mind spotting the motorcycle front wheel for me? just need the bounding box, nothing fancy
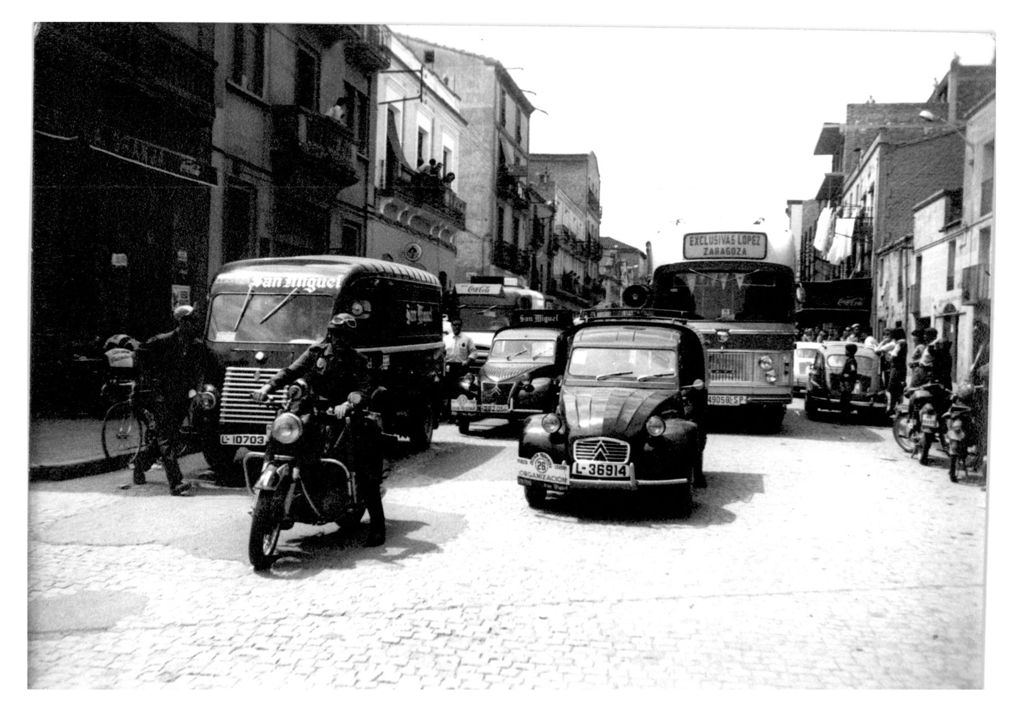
[892,413,916,453]
[248,489,283,571]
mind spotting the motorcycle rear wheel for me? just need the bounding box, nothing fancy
[892,413,916,453]
[249,489,282,571]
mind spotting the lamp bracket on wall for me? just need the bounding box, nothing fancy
[377,66,425,105]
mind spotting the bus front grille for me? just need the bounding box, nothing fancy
[707,352,753,383]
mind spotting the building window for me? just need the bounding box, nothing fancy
[496,205,506,242]
[443,147,452,177]
[515,109,522,144]
[499,89,507,127]
[268,200,328,257]
[295,43,319,111]
[344,82,370,152]
[339,221,362,256]
[417,129,428,166]
[980,140,994,216]
[512,216,521,248]
[946,240,956,291]
[232,24,265,96]
[223,181,254,264]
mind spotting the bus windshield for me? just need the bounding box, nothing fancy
[206,292,335,343]
[653,264,795,322]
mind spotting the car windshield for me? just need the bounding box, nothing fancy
[825,353,877,374]
[206,293,335,343]
[795,348,817,360]
[490,338,556,362]
[568,347,677,382]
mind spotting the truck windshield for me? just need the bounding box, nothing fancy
[568,348,677,382]
[654,266,795,322]
[206,293,335,343]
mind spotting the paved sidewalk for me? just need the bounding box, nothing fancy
[29,416,125,481]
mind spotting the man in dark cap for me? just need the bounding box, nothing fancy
[132,305,208,495]
[251,313,386,546]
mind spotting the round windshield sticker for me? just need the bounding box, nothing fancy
[530,452,553,474]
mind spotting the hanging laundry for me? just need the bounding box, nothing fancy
[827,217,857,264]
[813,206,834,253]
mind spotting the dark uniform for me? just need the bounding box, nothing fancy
[133,307,207,494]
[258,320,386,546]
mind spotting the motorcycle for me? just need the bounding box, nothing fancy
[244,379,385,571]
[944,384,987,483]
[891,380,951,464]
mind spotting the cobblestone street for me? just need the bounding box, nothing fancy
[27,406,990,689]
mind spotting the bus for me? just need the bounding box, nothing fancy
[450,277,547,372]
[647,225,797,430]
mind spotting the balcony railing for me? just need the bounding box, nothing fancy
[961,263,990,304]
[497,167,530,209]
[344,25,391,70]
[381,164,466,228]
[57,23,216,110]
[271,105,358,188]
[491,241,531,276]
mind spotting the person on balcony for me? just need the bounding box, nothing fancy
[325,96,347,123]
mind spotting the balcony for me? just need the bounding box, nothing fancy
[961,263,990,304]
[42,23,216,116]
[344,25,391,71]
[380,164,466,229]
[496,167,531,209]
[491,241,531,276]
[587,188,602,218]
[271,105,359,192]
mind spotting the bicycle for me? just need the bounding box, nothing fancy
[101,386,204,464]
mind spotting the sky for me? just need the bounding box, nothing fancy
[391,23,996,261]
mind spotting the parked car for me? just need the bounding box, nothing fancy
[803,341,887,421]
[450,310,573,434]
[517,309,708,513]
[793,340,819,396]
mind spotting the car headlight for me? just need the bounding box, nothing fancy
[541,413,562,434]
[758,355,774,370]
[645,415,666,437]
[271,412,303,444]
[196,387,218,410]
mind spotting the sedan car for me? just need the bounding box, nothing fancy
[517,311,708,513]
[803,341,887,421]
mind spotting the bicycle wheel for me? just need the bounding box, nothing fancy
[101,401,146,461]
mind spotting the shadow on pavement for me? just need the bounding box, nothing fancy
[395,440,509,486]
[255,516,446,579]
[528,469,764,528]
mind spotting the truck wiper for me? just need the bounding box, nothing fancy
[258,287,299,324]
[232,284,255,331]
[507,348,529,360]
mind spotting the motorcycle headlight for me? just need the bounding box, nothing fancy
[645,415,666,437]
[541,413,562,434]
[271,412,303,444]
[758,356,774,370]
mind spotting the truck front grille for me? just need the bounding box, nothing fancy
[219,367,284,425]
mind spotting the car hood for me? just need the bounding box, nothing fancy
[561,385,676,438]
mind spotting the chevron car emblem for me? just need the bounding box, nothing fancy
[592,441,610,461]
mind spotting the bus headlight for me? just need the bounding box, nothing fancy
[271,412,303,444]
[758,356,774,370]
[541,413,562,434]
[645,415,666,437]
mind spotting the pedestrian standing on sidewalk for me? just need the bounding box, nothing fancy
[132,305,208,496]
[877,327,908,416]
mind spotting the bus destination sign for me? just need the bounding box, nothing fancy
[683,232,768,260]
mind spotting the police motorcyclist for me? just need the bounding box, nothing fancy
[250,312,386,547]
[132,305,207,495]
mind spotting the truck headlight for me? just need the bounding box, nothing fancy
[645,415,666,437]
[541,413,562,434]
[271,413,303,444]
